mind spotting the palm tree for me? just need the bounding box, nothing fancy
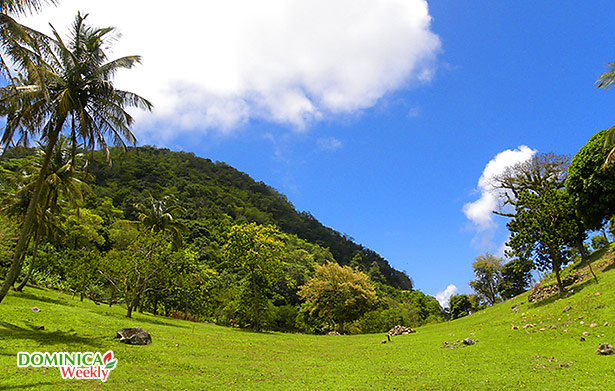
[0,1,57,92]
[10,136,90,291]
[0,12,152,303]
[596,62,615,166]
[136,194,186,249]
[0,0,55,15]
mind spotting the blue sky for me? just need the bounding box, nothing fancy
[18,1,615,303]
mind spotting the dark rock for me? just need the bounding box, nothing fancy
[462,338,475,345]
[32,325,44,330]
[597,343,614,355]
[115,327,152,345]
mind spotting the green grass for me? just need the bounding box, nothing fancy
[1,256,615,390]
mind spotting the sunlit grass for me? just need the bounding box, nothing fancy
[1,255,614,390]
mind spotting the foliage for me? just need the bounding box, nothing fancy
[0,12,151,304]
[448,294,473,319]
[298,261,377,332]
[566,129,615,230]
[469,253,503,305]
[591,235,608,251]
[497,258,533,300]
[0,145,432,331]
[494,153,584,295]
[224,223,285,330]
[85,146,412,290]
[0,212,18,271]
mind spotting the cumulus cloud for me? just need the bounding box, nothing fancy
[435,284,458,308]
[20,0,440,138]
[463,145,537,232]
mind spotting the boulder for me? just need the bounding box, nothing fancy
[462,338,475,346]
[115,327,152,345]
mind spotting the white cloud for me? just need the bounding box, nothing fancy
[19,0,440,138]
[435,284,458,308]
[317,137,343,152]
[463,145,537,232]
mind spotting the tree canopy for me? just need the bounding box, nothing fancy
[567,128,615,230]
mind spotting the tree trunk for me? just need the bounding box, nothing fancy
[15,224,43,292]
[577,240,598,284]
[553,264,565,296]
[127,284,141,318]
[0,130,59,304]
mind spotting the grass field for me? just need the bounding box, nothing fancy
[1,256,614,390]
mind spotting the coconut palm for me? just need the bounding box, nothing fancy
[0,12,152,303]
[12,136,90,291]
[0,0,57,92]
[596,61,615,166]
[136,194,186,249]
[0,0,55,15]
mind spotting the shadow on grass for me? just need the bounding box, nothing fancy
[0,321,103,349]
[528,278,599,309]
[0,382,59,390]
[232,328,274,335]
[11,290,71,307]
[602,262,615,273]
[99,308,190,329]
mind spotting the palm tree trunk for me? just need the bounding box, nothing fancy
[0,130,59,304]
[15,223,43,292]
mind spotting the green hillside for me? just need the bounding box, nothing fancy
[87,146,412,290]
[1,145,435,334]
[1,250,614,390]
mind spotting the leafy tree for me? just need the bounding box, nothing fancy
[0,12,151,304]
[566,129,615,230]
[497,258,533,300]
[224,223,285,330]
[469,253,503,305]
[449,294,472,320]
[298,261,377,332]
[494,154,586,295]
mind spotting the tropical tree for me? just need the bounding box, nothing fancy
[224,223,285,331]
[135,194,186,249]
[298,261,377,333]
[448,294,473,320]
[497,258,533,300]
[11,136,90,291]
[494,154,586,295]
[566,129,615,230]
[469,253,503,306]
[0,12,151,303]
[595,61,615,166]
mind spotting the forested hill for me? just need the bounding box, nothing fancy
[87,146,413,290]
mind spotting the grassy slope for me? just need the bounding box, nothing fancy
[1,257,614,390]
